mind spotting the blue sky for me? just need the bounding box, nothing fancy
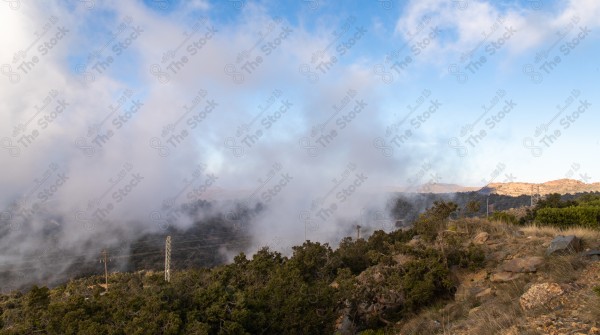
[1,0,600,250]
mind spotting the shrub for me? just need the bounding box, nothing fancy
[490,212,518,225]
[413,201,458,242]
[447,244,486,270]
[401,255,454,312]
[535,206,600,229]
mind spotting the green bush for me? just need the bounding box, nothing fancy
[447,244,486,270]
[413,201,458,242]
[490,212,517,225]
[580,199,600,207]
[401,254,454,312]
[535,206,600,229]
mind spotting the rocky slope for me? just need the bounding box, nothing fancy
[393,221,600,334]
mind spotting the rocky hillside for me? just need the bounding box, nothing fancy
[393,221,600,335]
[483,179,600,197]
[1,208,599,334]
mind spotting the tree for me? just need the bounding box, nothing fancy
[413,201,458,242]
[465,200,481,215]
[25,285,50,310]
[334,237,372,275]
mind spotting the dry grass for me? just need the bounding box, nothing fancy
[580,288,600,324]
[520,224,600,239]
[454,218,517,238]
[466,279,532,335]
[541,254,586,283]
[397,219,600,335]
[397,309,444,335]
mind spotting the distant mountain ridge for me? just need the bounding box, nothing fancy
[483,179,600,196]
[402,179,600,196]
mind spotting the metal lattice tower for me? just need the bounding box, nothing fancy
[164,236,171,282]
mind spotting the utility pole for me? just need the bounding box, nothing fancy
[531,185,541,206]
[531,185,535,206]
[486,196,489,219]
[164,235,171,283]
[356,225,361,240]
[101,249,109,292]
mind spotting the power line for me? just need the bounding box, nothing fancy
[0,239,252,273]
[0,234,252,267]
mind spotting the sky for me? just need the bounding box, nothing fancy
[0,0,599,285]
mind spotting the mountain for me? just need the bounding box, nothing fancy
[484,179,600,196]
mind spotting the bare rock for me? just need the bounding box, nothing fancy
[334,307,355,335]
[582,250,600,261]
[502,256,544,273]
[546,235,582,256]
[491,271,522,282]
[475,287,493,299]
[519,283,564,310]
[473,232,490,245]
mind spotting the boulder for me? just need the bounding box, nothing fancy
[473,232,490,245]
[501,256,544,273]
[356,289,403,322]
[546,235,582,256]
[519,283,564,310]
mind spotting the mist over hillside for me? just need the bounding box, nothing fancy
[4,184,599,291]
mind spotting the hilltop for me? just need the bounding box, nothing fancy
[402,179,600,196]
[483,179,600,197]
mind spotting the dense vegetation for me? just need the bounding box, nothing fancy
[521,193,600,229]
[0,201,486,334]
[389,192,531,223]
[3,192,599,334]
